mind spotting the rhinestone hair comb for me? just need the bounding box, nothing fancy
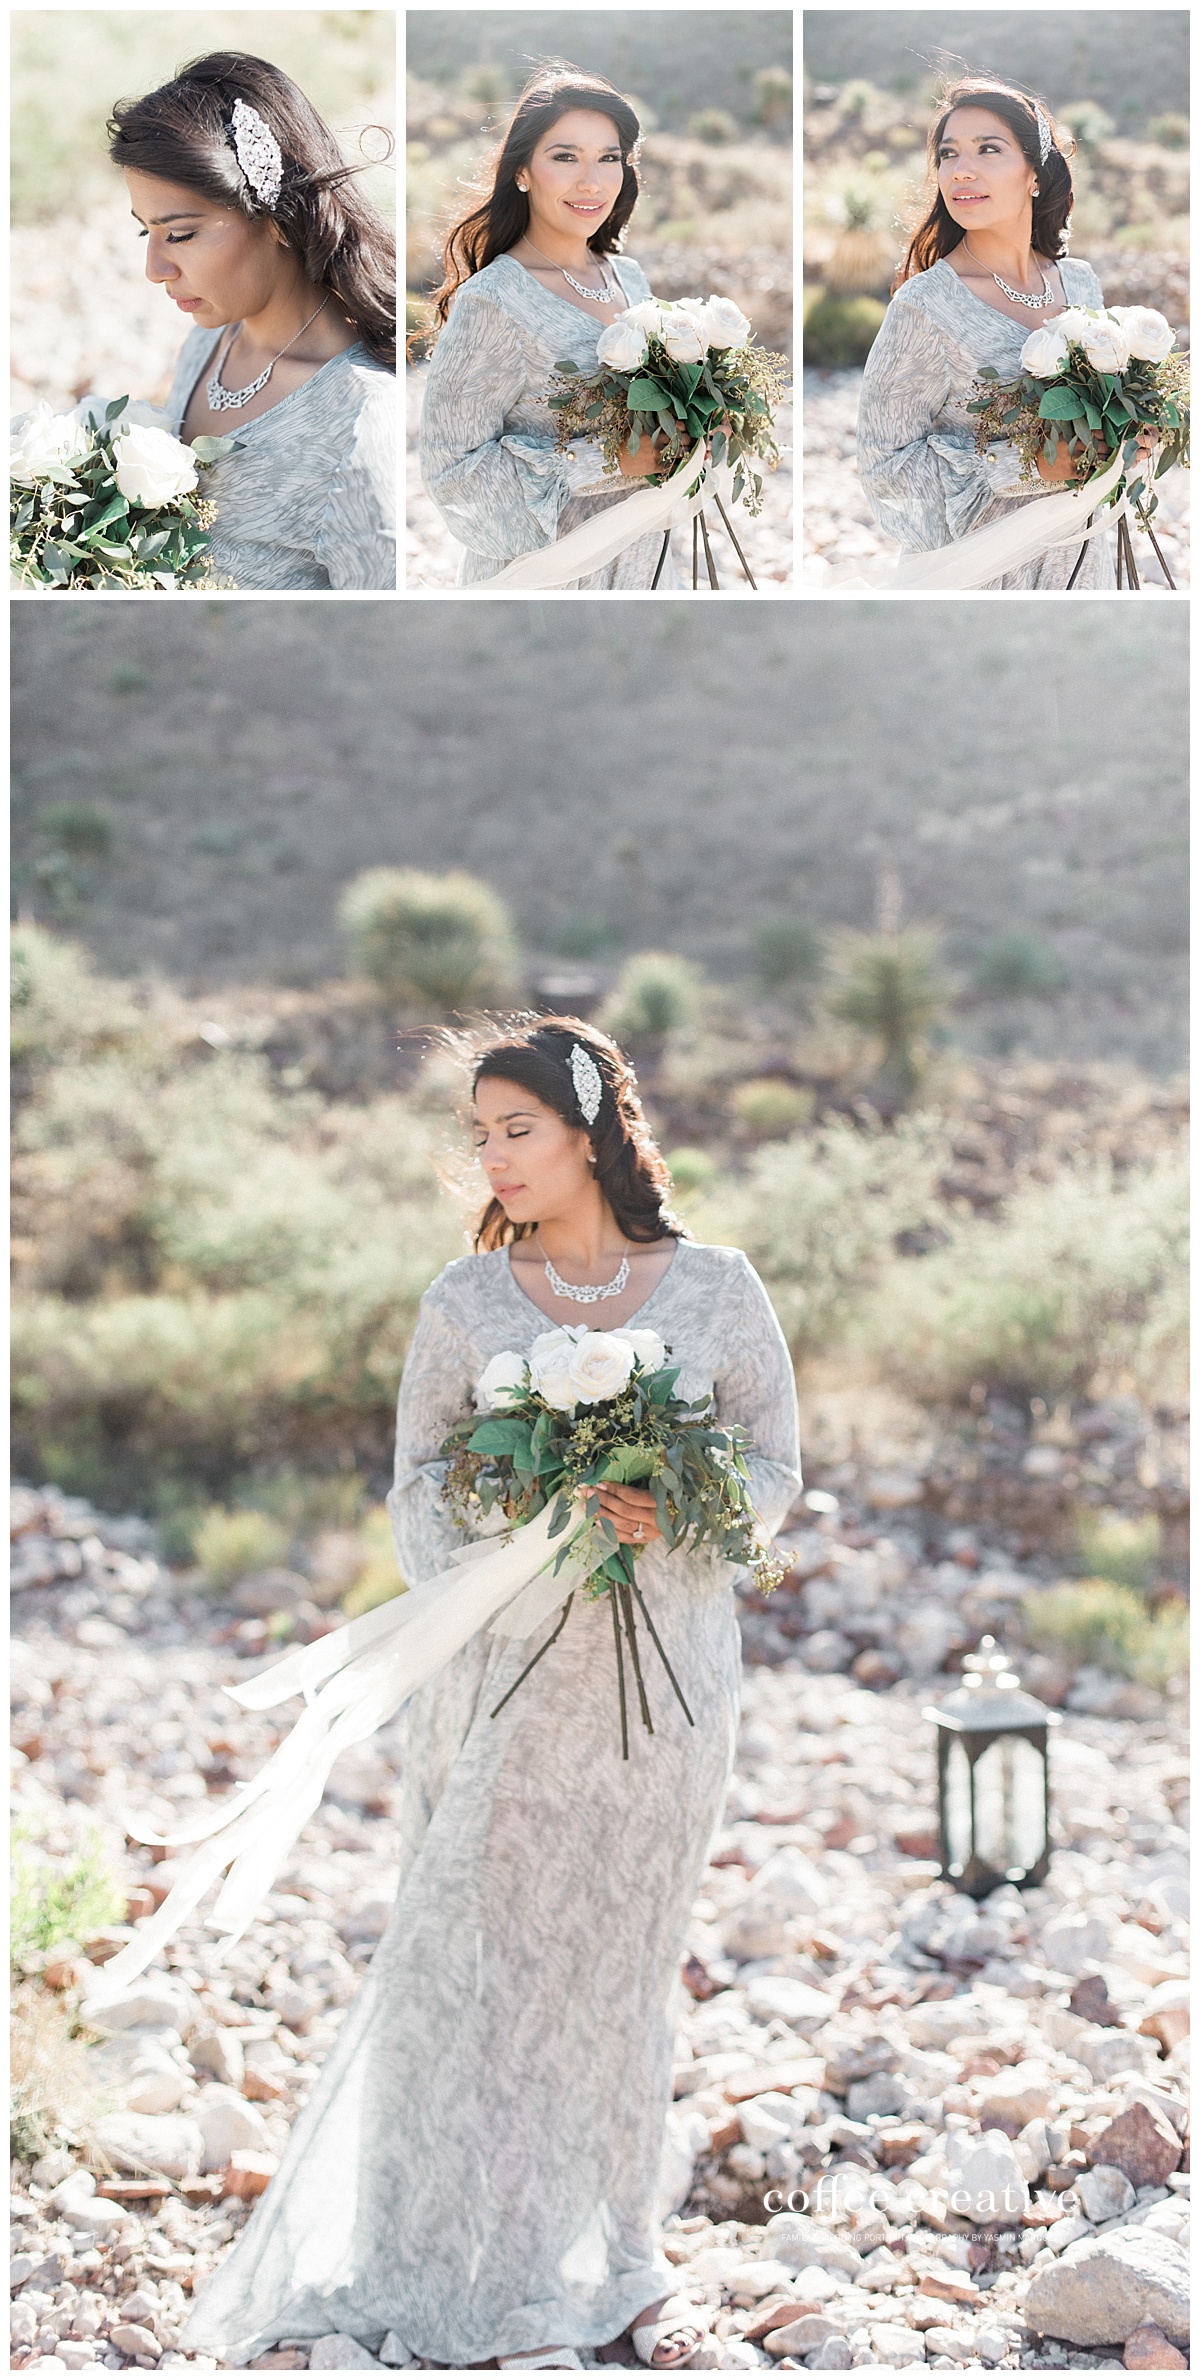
[231,97,283,209]
[570,1044,603,1126]
[1033,100,1052,164]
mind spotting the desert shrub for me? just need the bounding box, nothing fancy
[1076,1507,1161,1592]
[11,922,148,1071]
[731,1079,815,1137]
[603,951,702,1047]
[665,1147,717,1196]
[754,65,793,128]
[192,1506,289,1589]
[338,866,518,1010]
[824,927,950,1105]
[688,107,739,143]
[341,1505,406,1617]
[464,64,510,105]
[972,933,1067,999]
[859,1154,1188,1406]
[1022,1577,1187,1687]
[11,1821,126,1967]
[695,1114,948,1355]
[1059,100,1115,150]
[755,917,823,990]
[10,1983,113,2166]
[803,291,885,368]
[1147,112,1189,148]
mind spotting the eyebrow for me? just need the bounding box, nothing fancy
[475,1106,538,1123]
[129,208,205,225]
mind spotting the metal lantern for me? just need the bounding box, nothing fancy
[923,1637,1061,1899]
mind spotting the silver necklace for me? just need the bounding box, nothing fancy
[542,1242,630,1304]
[962,241,1055,311]
[206,293,330,411]
[520,236,620,307]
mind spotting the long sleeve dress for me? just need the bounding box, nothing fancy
[418,251,682,590]
[856,254,1115,590]
[179,1238,801,2370]
[165,328,397,590]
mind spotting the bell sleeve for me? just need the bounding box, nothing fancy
[710,1250,803,1542]
[386,1283,477,1589]
[419,284,616,561]
[857,296,1037,549]
[315,376,398,590]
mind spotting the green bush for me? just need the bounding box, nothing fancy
[754,65,793,127]
[338,866,518,1011]
[192,1506,289,1590]
[1147,112,1189,148]
[666,1147,717,1196]
[1076,1507,1161,1593]
[603,951,702,1048]
[464,64,510,105]
[972,933,1067,999]
[1059,100,1115,150]
[803,291,886,369]
[10,1821,126,1967]
[824,926,949,1105]
[755,917,823,990]
[731,1079,815,1137]
[859,1154,1188,1406]
[1022,1577,1187,1687]
[688,107,739,143]
[37,804,114,860]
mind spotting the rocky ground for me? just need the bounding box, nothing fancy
[801,371,1191,593]
[405,369,794,590]
[10,1456,1189,2379]
[10,203,185,418]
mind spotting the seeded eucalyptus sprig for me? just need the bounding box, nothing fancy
[548,336,789,517]
[10,396,240,591]
[967,348,1189,521]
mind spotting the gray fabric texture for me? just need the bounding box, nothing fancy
[856,255,1116,589]
[180,1238,801,2368]
[418,251,682,589]
[165,327,396,589]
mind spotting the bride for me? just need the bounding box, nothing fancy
[856,75,1145,590]
[109,50,396,589]
[418,66,693,590]
[180,1016,802,2372]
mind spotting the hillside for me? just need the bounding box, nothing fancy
[10,604,1188,1071]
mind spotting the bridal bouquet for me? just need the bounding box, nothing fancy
[10,395,239,589]
[967,305,1189,513]
[547,295,790,516]
[441,1322,784,1755]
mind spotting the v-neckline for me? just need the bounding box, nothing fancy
[935,251,1070,333]
[502,1237,681,1332]
[497,249,637,329]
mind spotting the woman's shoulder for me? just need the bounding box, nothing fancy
[420,1247,509,1315]
[1059,254,1103,297]
[887,259,952,311]
[674,1239,760,1290]
[612,253,649,299]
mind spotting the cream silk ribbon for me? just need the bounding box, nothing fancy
[812,442,1133,592]
[99,1504,594,1993]
[481,438,732,590]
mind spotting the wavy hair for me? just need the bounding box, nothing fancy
[429,63,641,332]
[466,1015,684,1253]
[108,51,396,369]
[896,74,1075,288]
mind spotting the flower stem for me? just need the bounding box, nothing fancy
[610,1580,630,1760]
[488,1593,575,1720]
[618,1577,654,1736]
[630,1578,695,1729]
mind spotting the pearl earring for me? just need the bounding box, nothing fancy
[1032,182,1040,197]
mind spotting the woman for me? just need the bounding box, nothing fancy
[418,67,686,590]
[109,51,396,589]
[181,1018,802,2372]
[856,76,1121,589]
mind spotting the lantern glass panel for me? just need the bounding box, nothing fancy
[945,1736,973,1871]
[973,1733,1046,1877]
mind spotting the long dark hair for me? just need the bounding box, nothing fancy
[108,51,396,369]
[430,63,641,331]
[896,74,1075,287]
[469,1016,684,1253]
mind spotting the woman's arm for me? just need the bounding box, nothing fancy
[419,284,615,560]
[712,1251,803,1540]
[316,379,398,590]
[385,1284,477,1588]
[857,297,1029,548]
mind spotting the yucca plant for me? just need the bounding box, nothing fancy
[824,926,949,1108]
[823,172,899,294]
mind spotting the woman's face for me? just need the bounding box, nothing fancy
[520,109,625,240]
[936,106,1038,236]
[473,1075,594,1228]
[124,168,292,326]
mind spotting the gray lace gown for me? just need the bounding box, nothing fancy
[856,254,1116,589]
[418,251,682,590]
[165,327,397,590]
[180,1238,801,2368]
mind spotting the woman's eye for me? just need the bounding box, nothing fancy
[166,232,195,244]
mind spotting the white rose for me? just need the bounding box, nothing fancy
[1019,321,1070,377]
[595,313,649,371]
[10,401,92,482]
[1109,305,1175,363]
[613,1328,668,1373]
[567,1331,636,1406]
[659,309,707,364]
[1053,308,1098,350]
[624,299,668,339]
[1077,313,1132,374]
[474,1350,527,1412]
[528,1325,586,1414]
[698,296,752,351]
[112,422,199,507]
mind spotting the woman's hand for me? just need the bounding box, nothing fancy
[1037,424,1159,486]
[593,1483,662,1546]
[617,427,692,478]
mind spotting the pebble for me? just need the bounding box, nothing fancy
[1024,2225,1190,2347]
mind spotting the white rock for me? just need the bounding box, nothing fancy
[92,2112,204,2180]
[807,2339,854,2370]
[794,2263,839,2300]
[743,1974,838,2029]
[1076,2163,1138,2222]
[79,1977,198,2038]
[88,2031,188,2115]
[377,2338,417,2369]
[308,2336,383,2370]
[1045,2211,1094,2254]
[762,2211,863,2277]
[188,2024,245,2089]
[872,2324,926,2363]
[656,2101,711,2222]
[944,2130,1029,2226]
[194,2089,271,2173]
[1039,1911,1117,1975]
[1024,2223,1190,2346]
